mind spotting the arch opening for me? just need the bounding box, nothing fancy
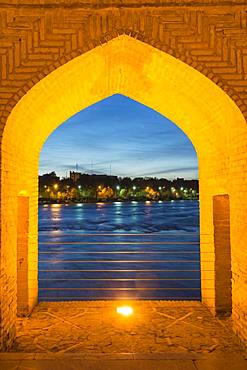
[38,93,200,302]
[1,34,247,348]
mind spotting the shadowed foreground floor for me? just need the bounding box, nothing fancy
[1,301,246,369]
[13,301,245,354]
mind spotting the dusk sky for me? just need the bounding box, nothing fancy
[39,94,198,179]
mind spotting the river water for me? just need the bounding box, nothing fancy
[38,200,200,301]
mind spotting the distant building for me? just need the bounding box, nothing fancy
[70,171,81,182]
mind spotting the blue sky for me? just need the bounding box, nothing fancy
[39,94,198,179]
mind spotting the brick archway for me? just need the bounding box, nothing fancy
[1,34,246,349]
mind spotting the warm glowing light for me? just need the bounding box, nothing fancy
[53,184,58,190]
[19,190,28,196]
[3,34,245,331]
[51,203,61,208]
[116,305,133,316]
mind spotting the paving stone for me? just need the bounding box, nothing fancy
[18,359,197,370]
[0,362,20,370]
[195,355,247,370]
[11,301,246,356]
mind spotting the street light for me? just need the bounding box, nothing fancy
[132,186,136,190]
[53,184,58,190]
[78,185,81,189]
[116,185,120,190]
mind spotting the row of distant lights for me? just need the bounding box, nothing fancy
[98,186,195,192]
[45,184,195,193]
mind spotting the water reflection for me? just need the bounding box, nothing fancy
[50,203,62,221]
[39,201,200,301]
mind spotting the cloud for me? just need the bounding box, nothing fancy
[138,166,198,177]
[40,94,198,179]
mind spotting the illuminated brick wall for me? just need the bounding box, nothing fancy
[0,0,247,349]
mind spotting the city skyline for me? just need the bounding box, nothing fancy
[39,94,198,179]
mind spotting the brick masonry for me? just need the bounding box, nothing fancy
[213,194,232,317]
[0,0,247,349]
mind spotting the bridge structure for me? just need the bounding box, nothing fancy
[0,0,246,350]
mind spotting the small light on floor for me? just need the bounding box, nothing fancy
[116,305,133,317]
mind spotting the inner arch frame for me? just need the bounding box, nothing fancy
[1,34,246,325]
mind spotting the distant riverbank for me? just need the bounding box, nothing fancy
[39,197,198,205]
[39,173,199,205]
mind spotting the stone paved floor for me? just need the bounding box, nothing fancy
[0,355,247,370]
[12,301,245,355]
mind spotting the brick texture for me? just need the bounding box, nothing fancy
[213,194,232,317]
[0,0,247,350]
[0,3,247,121]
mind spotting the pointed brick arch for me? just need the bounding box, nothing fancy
[1,34,247,349]
[3,28,246,125]
[1,2,247,128]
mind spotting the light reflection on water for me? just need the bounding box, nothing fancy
[114,202,122,206]
[38,200,200,301]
